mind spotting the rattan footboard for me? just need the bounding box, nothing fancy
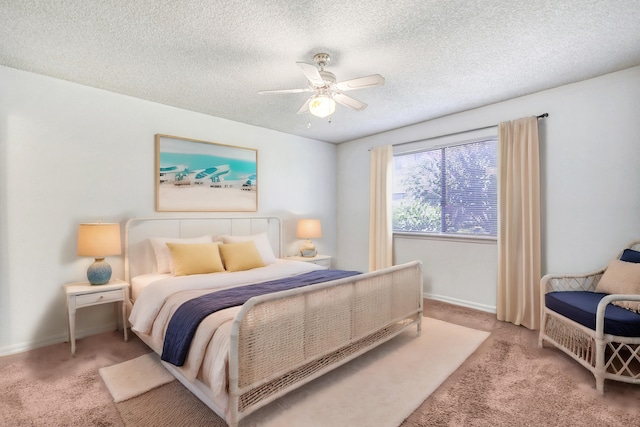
[226,260,423,427]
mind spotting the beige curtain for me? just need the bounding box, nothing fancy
[497,116,541,330]
[369,145,393,271]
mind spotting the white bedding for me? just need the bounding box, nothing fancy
[129,259,324,334]
[130,273,170,301]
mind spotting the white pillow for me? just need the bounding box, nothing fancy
[219,232,277,264]
[149,235,212,274]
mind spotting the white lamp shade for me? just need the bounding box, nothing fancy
[297,219,322,239]
[308,95,336,118]
[77,223,122,257]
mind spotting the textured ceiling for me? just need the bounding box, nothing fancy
[2,1,640,144]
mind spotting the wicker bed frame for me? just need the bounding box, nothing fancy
[125,217,423,426]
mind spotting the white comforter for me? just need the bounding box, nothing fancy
[129,259,324,334]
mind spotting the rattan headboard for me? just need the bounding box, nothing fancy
[124,216,281,282]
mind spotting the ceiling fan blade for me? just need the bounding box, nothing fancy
[296,62,325,86]
[258,88,312,95]
[333,93,367,111]
[335,74,385,91]
[296,99,310,114]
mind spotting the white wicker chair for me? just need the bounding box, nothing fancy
[538,240,640,394]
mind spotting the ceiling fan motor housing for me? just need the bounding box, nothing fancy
[313,53,331,67]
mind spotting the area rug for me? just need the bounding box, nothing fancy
[112,318,490,426]
[99,352,175,402]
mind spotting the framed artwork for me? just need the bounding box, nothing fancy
[155,134,258,212]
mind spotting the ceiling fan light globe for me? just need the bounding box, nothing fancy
[309,95,335,118]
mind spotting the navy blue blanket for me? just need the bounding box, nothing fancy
[162,269,361,366]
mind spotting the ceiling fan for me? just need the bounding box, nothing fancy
[258,53,385,118]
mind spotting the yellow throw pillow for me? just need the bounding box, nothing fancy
[219,241,266,272]
[165,243,224,276]
[149,235,212,273]
[595,258,640,312]
[218,232,277,264]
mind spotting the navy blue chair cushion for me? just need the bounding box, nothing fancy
[620,248,640,263]
[546,291,640,337]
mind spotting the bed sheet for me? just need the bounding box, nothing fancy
[130,273,170,301]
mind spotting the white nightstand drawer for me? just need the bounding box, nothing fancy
[75,289,123,307]
[285,255,332,268]
[308,258,331,267]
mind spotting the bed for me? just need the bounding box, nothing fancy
[125,216,423,427]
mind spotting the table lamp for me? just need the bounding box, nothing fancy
[297,219,322,257]
[77,222,122,285]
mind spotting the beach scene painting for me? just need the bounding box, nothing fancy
[155,134,257,212]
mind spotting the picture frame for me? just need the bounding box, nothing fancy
[155,134,258,212]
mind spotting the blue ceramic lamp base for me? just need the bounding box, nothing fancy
[299,240,317,258]
[87,258,112,285]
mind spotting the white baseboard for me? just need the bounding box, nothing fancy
[423,292,496,314]
[0,333,67,357]
[0,322,119,357]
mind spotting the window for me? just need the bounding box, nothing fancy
[392,138,498,237]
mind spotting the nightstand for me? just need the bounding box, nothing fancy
[285,254,332,268]
[64,279,129,354]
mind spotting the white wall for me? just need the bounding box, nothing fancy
[337,66,640,312]
[0,65,337,355]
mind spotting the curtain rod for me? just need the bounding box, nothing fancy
[379,113,549,150]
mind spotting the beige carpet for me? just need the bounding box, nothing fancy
[3,301,639,426]
[111,318,489,426]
